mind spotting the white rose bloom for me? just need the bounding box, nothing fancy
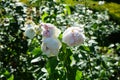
[62,27,85,46]
[21,20,37,39]
[41,38,61,57]
[41,23,61,38]
[24,27,36,39]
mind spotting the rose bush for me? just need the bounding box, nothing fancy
[0,0,120,80]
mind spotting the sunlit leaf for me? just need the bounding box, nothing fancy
[8,74,14,80]
[32,47,41,56]
[75,70,82,80]
[64,5,71,15]
[42,12,49,22]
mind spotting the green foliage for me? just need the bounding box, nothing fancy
[84,0,120,24]
[75,70,82,80]
[93,0,120,4]
[0,0,120,80]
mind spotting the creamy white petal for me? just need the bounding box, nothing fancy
[41,23,61,38]
[24,27,35,39]
[41,38,61,57]
[62,27,85,46]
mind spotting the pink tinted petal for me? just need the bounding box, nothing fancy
[43,30,50,37]
[62,27,85,46]
[41,23,61,38]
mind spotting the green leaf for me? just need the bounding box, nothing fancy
[79,46,90,52]
[8,74,14,80]
[102,60,108,69]
[4,70,14,80]
[46,57,58,79]
[42,12,49,22]
[64,48,73,66]
[46,57,58,73]
[64,5,71,15]
[75,70,82,80]
[32,47,41,56]
[4,70,10,76]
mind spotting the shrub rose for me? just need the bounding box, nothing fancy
[41,23,61,38]
[41,38,61,57]
[62,27,85,46]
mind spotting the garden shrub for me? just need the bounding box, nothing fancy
[0,0,120,80]
[86,0,120,24]
[93,0,120,4]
